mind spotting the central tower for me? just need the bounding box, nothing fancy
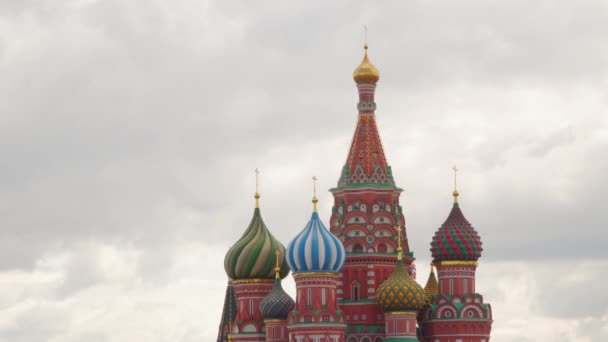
[329,45,416,341]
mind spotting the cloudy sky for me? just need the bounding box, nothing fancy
[1,0,607,341]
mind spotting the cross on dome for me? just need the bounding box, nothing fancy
[312,176,319,212]
[254,168,261,208]
[452,165,460,203]
[396,224,403,260]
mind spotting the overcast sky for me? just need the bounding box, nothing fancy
[1,0,607,341]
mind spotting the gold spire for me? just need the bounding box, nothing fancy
[396,224,403,261]
[452,165,459,203]
[423,262,439,303]
[353,39,380,84]
[312,176,319,212]
[274,250,281,279]
[254,168,260,208]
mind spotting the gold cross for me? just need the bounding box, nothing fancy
[396,224,402,247]
[396,223,403,260]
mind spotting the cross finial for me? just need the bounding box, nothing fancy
[452,165,459,203]
[312,176,319,212]
[274,250,281,279]
[254,168,260,208]
[363,25,368,48]
[396,223,403,261]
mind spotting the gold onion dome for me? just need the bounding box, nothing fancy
[224,193,290,280]
[376,259,426,312]
[353,44,380,84]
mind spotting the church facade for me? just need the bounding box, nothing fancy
[217,45,493,342]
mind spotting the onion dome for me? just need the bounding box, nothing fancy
[376,226,426,312]
[224,190,290,280]
[353,44,380,84]
[259,252,295,320]
[423,264,439,304]
[430,190,483,262]
[286,179,345,273]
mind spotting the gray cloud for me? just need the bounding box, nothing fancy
[0,0,607,341]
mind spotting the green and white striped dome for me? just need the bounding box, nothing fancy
[224,207,289,280]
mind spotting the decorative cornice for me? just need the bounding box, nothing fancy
[385,311,417,315]
[293,272,340,279]
[436,261,478,267]
[264,319,287,323]
[232,278,275,285]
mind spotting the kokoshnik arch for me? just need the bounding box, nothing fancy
[217,44,493,342]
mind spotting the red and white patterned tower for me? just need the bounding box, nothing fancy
[329,45,416,341]
[287,182,347,342]
[223,175,291,342]
[419,176,493,342]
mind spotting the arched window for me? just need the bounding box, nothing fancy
[377,243,387,253]
[352,283,360,301]
[353,244,364,253]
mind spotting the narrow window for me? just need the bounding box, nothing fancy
[249,300,254,316]
[393,320,398,333]
[449,279,454,296]
[353,286,359,301]
[322,288,326,306]
[463,279,468,294]
[307,288,312,308]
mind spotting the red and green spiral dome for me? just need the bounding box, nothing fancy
[430,197,483,262]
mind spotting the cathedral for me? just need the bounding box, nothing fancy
[217,44,493,342]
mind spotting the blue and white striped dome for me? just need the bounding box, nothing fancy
[287,211,345,273]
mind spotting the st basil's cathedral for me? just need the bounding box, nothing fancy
[217,44,494,342]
